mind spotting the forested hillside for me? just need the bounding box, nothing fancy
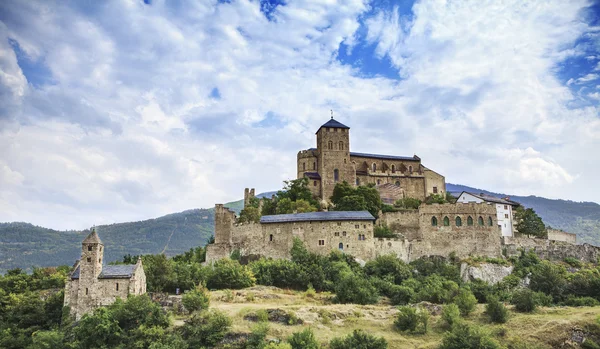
[447,184,600,245]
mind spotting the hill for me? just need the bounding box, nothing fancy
[447,183,600,245]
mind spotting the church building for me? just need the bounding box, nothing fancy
[64,228,146,320]
[297,118,446,203]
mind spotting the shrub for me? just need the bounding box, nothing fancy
[256,309,269,323]
[485,296,508,324]
[439,322,502,349]
[364,255,412,285]
[265,344,293,349]
[529,261,567,301]
[468,279,492,303]
[394,306,429,334]
[454,288,478,316]
[334,273,379,305]
[394,197,422,210]
[287,328,319,349]
[374,224,396,238]
[304,284,316,298]
[109,295,170,332]
[389,285,415,305]
[182,286,210,312]
[564,257,583,268]
[511,289,550,313]
[564,296,600,307]
[247,322,270,349]
[251,258,308,290]
[180,310,232,348]
[207,259,256,289]
[329,329,388,349]
[416,275,459,304]
[441,304,461,328]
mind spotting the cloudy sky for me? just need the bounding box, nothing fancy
[0,0,599,230]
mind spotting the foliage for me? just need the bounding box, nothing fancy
[415,274,459,304]
[239,206,261,223]
[453,288,478,316]
[515,206,547,238]
[529,260,567,301]
[180,310,232,348]
[334,273,379,305]
[207,259,256,289]
[485,296,509,323]
[388,285,415,305]
[246,322,270,349]
[336,195,368,212]
[394,197,422,210]
[329,329,388,349]
[373,224,397,238]
[410,256,461,283]
[564,257,583,268]
[277,178,319,208]
[394,306,429,334]
[441,304,461,328]
[564,296,600,307]
[511,288,550,313]
[425,193,447,205]
[438,322,502,349]
[251,258,308,290]
[512,249,541,278]
[287,328,320,349]
[182,286,210,312]
[331,181,382,217]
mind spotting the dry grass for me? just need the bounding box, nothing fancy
[188,287,600,348]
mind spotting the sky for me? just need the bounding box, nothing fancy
[0,0,599,230]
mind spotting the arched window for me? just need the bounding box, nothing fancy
[372,163,377,172]
[431,217,438,226]
[333,169,339,182]
[409,165,413,174]
[391,165,396,173]
[339,242,344,250]
[339,141,344,150]
[455,216,462,226]
[478,216,484,226]
[488,217,493,226]
[269,234,273,242]
[443,216,450,226]
[467,216,473,226]
[328,141,333,149]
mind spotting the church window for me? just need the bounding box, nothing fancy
[478,216,484,226]
[372,163,377,172]
[443,216,450,226]
[116,283,119,291]
[334,169,339,182]
[456,216,462,226]
[431,217,438,226]
[85,288,89,295]
[303,162,305,171]
[339,141,343,150]
[328,141,333,149]
[395,181,400,186]
[318,239,325,246]
[488,217,493,226]
[313,181,317,186]
[467,216,473,226]
[88,245,93,251]
[269,234,273,242]
[433,186,438,194]
[87,257,91,263]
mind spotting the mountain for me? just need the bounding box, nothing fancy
[447,184,600,245]
[1,187,598,273]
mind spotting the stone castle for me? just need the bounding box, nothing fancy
[64,229,146,320]
[206,117,596,264]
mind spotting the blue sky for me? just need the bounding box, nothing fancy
[0,0,599,229]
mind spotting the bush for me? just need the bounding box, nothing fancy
[468,279,492,303]
[334,273,379,305]
[485,296,508,324]
[288,328,319,349]
[416,275,459,304]
[454,288,478,316]
[564,296,600,307]
[529,260,567,301]
[394,197,422,210]
[180,310,232,348]
[364,255,412,285]
[251,258,308,290]
[182,286,210,312]
[374,224,396,238]
[564,257,583,268]
[247,322,270,349]
[207,259,256,289]
[439,322,502,349]
[441,304,461,328]
[394,306,429,334]
[511,289,550,313]
[329,329,388,349]
[388,285,415,305]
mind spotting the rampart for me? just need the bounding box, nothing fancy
[502,236,600,263]
[547,229,577,244]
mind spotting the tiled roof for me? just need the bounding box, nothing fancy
[316,118,350,133]
[350,152,418,161]
[82,229,102,244]
[71,264,137,280]
[462,192,520,206]
[303,172,321,179]
[260,211,374,224]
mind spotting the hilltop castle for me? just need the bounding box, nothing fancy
[297,117,445,203]
[64,229,146,320]
[206,117,592,264]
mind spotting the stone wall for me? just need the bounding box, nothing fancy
[317,127,355,201]
[423,168,445,196]
[548,229,577,244]
[502,236,600,263]
[379,210,420,240]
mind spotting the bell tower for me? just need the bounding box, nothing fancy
[316,116,355,201]
[76,227,104,314]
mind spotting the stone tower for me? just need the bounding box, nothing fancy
[76,228,104,314]
[316,117,356,201]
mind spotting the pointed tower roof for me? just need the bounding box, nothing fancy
[316,117,350,134]
[82,228,103,244]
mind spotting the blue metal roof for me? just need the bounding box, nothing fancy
[71,264,136,280]
[316,118,350,133]
[260,211,374,224]
[303,172,321,179]
[350,152,418,161]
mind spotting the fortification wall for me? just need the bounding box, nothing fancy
[378,210,420,240]
[373,238,411,262]
[502,237,600,263]
[547,229,577,244]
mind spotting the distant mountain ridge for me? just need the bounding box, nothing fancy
[0,186,598,273]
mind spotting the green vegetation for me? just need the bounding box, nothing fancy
[515,206,547,238]
[441,304,461,328]
[181,285,210,312]
[373,224,397,238]
[329,329,388,349]
[438,322,501,349]
[394,197,422,209]
[484,296,508,323]
[331,181,382,217]
[394,306,429,334]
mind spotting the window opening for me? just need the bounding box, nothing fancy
[478,216,484,226]
[443,216,450,226]
[269,234,273,242]
[467,216,473,226]
[318,240,325,246]
[433,186,438,194]
[488,217,493,226]
[372,163,377,172]
[334,169,339,182]
[456,216,462,226]
[303,163,305,171]
[338,242,343,250]
[88,245,93,251]
[328,141,333,149]
[395,181,400,186]
[87,257,91,263]
[431,217,438,226]
[339,141,343,150]
[391,165,395,173]
[116,283,119,291]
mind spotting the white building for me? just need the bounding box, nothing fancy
[456,192,519,237]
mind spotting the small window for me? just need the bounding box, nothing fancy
[116,283,119,291]
[488,217,493,226]
[337,222,342,226]
[467,216,473,226]
[504,214,509,219]
[478,216,484,226]
[269,234,273,242]
[356,178,360,185]
[339,243,344,250]
[395,181,400,186]
[313,162,316,170]
[431,217,438,226]
[328,141,333,149]
[335,232,339,236]
[99,258,102,263]
[318,239,325,246]
[409,165,413,174]
[363,225,366,228]
[334,128,337,132]
[504,205,508,210]
[100,247,102,252]
[391,165,396,173]
[87,257,91,263]
[443,216,450,226]
[342,231,347,236]
[88,245,93,251]
[339,141,343,150]
[372,163,377,172]
[377,179,381,185]
[455,216,462,226]
[334,169,339,182]
[433,186,438,194]
[303,162,306,171]
[313,181,317,186]
[355,224,359,229]
[85,288,89,295]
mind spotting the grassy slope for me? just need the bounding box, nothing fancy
[205,286,600,349]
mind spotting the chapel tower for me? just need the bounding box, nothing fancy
[76,228,104,313]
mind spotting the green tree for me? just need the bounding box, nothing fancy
[28,330,64,349]
[330,182,382,217]
[529,260,567,301]
[207,259,256,289]
[515,206,547,238]
[180,310,232,348]
[334,273,379,305]
[292,199,318,213]
[288,328,320,349]
[485,296,508,323]
[438,322,501,349]
[239,206,261,223]
[73,308,123,349]
[373,224,396,238]
[364,255,412,285]
[394,197,422,209]
[441,304,461,328]
[335,195,367,212]
[394,306,429,334]
[182,286,210,313]
[453,288,477,316]
[329,329,388,349]
[109,295,170,332]
[277,178,319,208]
